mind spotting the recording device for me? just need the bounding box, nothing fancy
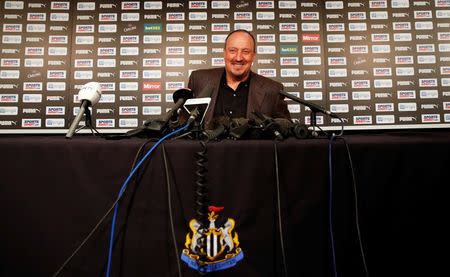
[279,90,340,119]
[66,82,102,139]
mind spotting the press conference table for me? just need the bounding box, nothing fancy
[0,131,448,276]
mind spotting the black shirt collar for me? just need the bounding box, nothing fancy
[221,70,252,90]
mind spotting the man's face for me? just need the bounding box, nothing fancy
[224,31,255,82]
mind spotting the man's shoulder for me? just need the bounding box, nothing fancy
[191,68,224,78]
[251,71,283,89]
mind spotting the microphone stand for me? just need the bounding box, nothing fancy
[84,107,99,135]
[172,108,204,141]
[73,106,101,137]
[171,121,203,140]
[309,109,319,137]
[279,90,344,138]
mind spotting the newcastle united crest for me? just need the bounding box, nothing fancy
[181,206,244,273]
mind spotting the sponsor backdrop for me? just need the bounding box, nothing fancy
[1,0,450,133]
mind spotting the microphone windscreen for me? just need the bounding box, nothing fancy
[172,88,193,103]
[78,82,101,105]
[292,123,310,139]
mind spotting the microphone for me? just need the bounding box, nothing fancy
[144,88,193,127]
[279,90,340,119]
[272,118,312,139]
[202,117,230,141]
[183,97,212,127]
[117,88,194,139]
[187,108,200,126]
[66,82,101,139]
[291,122,311,139]
[252,111,285,140]
[228,118,251,140]
[273,118,293,138]
[202,124,226,141]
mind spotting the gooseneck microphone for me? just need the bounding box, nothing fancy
[66,82,102,139]
[279,90,340,119]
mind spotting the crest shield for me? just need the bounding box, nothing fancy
[181,206,244,273]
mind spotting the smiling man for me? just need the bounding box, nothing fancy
[223,29,256,89]
[188,29,291,129]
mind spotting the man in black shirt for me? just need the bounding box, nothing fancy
[187,30,291,129]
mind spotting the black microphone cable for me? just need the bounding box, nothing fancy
[328,132,369,277]
[51,138,156,277]
[273,143,288,277]
[104,124,191,277]
[324,116,345,139]
[338,136,370,277]
[299,113,345,139]
[162,144,183,277]
[328,133,339,277]
[326,118,345,277]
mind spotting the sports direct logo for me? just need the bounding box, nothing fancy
[417,44,435,52]
[99,13,117,21]
[0,94,18,103]
[353,115,372,125]
[256,1,274,8]
[328,57,346,65]
[23,82,42,91]
[375,103,394,112]
[330,92,348,100]
[422,114,440,123]
[96,119,115,128]
[301,12,319,20]
[419,79,437,87]
[119,106,138,115]
[352,80,370,89]
[27,13,46,21]
[122,2,140,9]
[303,45,321,54]
[257,34,275,43]
[22,119,41,127]
[46,106,65,115]
[279,23,297,31]
[51,2,70,10]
